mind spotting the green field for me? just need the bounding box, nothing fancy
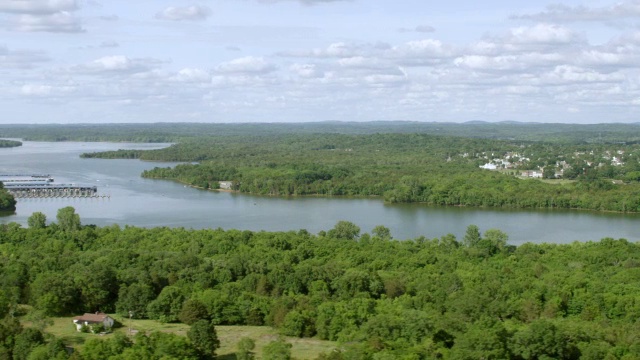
[34,315,337,359]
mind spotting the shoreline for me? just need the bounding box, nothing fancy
[144,177,640,215]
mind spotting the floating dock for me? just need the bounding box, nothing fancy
[1,174,103,198]
[0,174,54,183]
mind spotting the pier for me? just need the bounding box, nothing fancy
[4,183,100,198]
[1,174,104,198]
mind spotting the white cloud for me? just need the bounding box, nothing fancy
[513,2,640,23]
[171,68,211,83]
[290,63,323,78]
[19,83,75,96]
[384,39,455,66]
[454,53,565,72]
[364,73,408,87]
[76,56,163,74]
[0,0,77,14]
[20,84,53,96]
[155,5,212,21]
[509,24,578,45]
[338,56,391,70]
[8,11,83,33]
[279,42,368,58]
[216,56,277,74]
[540,65,625,85]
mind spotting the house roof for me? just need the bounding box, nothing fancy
[73,312,111,323]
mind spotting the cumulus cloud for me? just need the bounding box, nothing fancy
[512,2,640,23]
[290,63,323,78]
[384,39,456,66]
[155,5,212,21]
[9,11,84,32]
[508,24,579,45]
[19,83,76,97]
[0,0,77,14]
[20,84,53,96]
[280,42,388,59]
[75,55,163,74]
[171,68,211,82]
[216,56,277,74]
[1,0,84,33]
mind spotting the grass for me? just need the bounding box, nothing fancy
[34,315,337,359]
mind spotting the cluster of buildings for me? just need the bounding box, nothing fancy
[477,149,630,179]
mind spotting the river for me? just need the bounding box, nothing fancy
[1,141,639,245]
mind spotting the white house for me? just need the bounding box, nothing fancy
[73,312,115,332]
[480,163,497,170]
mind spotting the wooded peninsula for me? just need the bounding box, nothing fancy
[74,125,640,213]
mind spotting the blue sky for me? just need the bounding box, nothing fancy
[1,0,640,123]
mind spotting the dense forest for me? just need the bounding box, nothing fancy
[4,121,640,143]
[0,139,21,148]
[82,133,640,213]
[0,209,639,359]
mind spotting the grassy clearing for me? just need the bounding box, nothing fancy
[36,315,337,359]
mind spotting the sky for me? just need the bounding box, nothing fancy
[1,0,640,124]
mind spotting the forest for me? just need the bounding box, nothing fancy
[4,121,640,143]
[82,133,640,213]
[1,208,640,359]
[0,140,22,148]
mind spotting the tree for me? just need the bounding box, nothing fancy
[187,320,220,360]
[543,165,556,179]
[371,225,392,240]
[463,225,481,247]
[56,206,81,232]
[262,338,292,360]
[179,299,210,325]
[146,286,185,323]
[510,319,581,360]
[328,221,360,241]
[236,337,256,360]
[12,328,44,360]
[480,228,509,255]
[0,183,16,211]
[449,319,510,359]
[75,263,119,313]
[27,212,47,229]
[25,338,69,360]
[116,283,156,319]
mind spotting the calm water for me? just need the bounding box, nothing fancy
[1,141,639,245]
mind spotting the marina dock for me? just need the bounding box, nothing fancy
[1,174,103,198]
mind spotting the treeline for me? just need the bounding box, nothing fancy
[0,124,176,143]
[5,121,640,143]
[0,139,21,148]
[111,133,640,212]
[80,149,143,159]
[1,209,640,358]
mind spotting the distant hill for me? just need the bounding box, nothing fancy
[3,121,640,143]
